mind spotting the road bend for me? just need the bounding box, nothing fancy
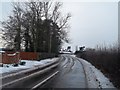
[34,54,88,89]
[2,55,88,89]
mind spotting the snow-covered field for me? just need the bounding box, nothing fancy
[0,58,59,74]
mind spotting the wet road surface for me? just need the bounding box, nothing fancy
[1,54,88,89]
[40,54,88,88]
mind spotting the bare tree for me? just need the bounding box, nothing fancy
[1,1,71,53]
[1,3,23,51]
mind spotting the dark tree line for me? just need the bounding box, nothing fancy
[1,1,71,53]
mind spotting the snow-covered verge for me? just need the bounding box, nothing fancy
[78,58,116,89]
[0,58,59,74]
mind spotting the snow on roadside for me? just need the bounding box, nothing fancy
[78,58,116,89]
[0,58,58,74]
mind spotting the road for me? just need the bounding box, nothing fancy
[35,54,88,89]
[1,54,88,89]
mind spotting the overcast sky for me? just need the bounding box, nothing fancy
[61,1,118,51]
[0,0,119,51]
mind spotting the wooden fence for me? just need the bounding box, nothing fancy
[20,52,38,60]
[1,52,56,64]
[1,52,20,64]
[0,53,2,64]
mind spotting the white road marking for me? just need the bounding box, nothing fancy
[0,60,59,80]
[32,71,59,89]
[0,63,59,88]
